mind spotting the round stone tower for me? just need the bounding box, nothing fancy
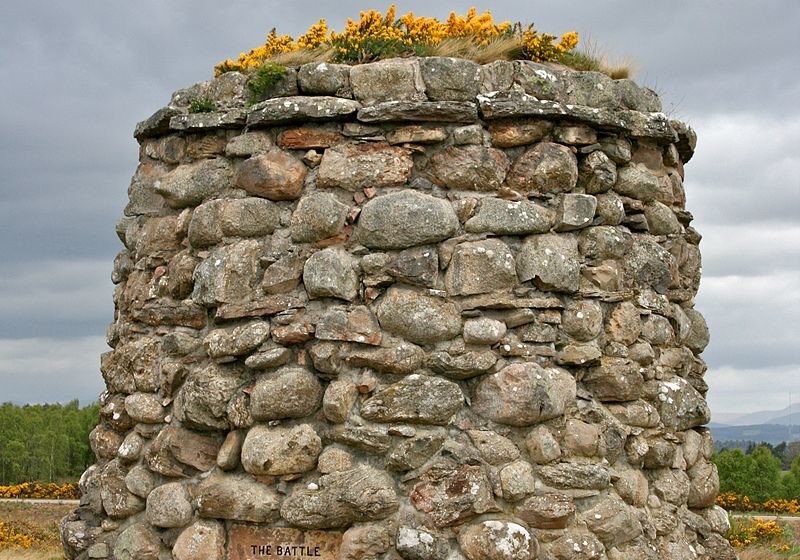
[61,57,735,560]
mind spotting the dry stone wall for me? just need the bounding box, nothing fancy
[62,57,735,560]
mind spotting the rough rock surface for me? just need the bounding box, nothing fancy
[280,466,399,529]
[290,191,348,242]
[445,239,518,296]
[427,145,509,190]
[356,190,459,250]
[507,142,578,193]
[303,246,359,301]
[517,233,581,292]
[318,142,413,190]
[173,520,226,560]
[473,363,576,426]
[360,374,463,425]
[375,286,461,345]
[241,424,322,475]
[410,464,498,527]
[458,520,537,560]
[70,57,728,560]
[145,482,193,528]
[234,150,307,200]
[196,471,281,522]
[465,198,554,235]
[250,366,323,420]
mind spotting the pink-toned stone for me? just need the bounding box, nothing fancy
[317,143,412,190]
[278,126,343,149]
[427,145,509,191]
[235,151,307,200]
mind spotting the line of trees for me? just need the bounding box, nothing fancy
[0,400,98,485]
[716,440,800,470]
[715,445,800,502]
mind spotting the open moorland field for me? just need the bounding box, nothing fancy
[737,518,800,559]
[0,502,72,560]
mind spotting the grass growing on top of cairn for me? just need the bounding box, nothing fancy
[214,6,629,78]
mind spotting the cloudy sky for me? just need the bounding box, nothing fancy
[1,1,798,415]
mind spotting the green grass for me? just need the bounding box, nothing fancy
[247,63,288,104]
[188,97,216,113]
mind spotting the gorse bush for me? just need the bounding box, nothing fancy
[0,482,79,500]
[726,517,784,548]
[0,521,37,550]
[717,492,800,515]
[214,6,581,75]
[726,517,791,553]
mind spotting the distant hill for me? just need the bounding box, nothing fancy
[714,404,800,427]
[707,422,731,429]
[710,423,800,445]
[767,412,800,426]
[710,413,744,425]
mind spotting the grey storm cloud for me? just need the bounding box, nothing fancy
[1,0,798,411]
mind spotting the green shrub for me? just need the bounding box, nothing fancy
[188,97,216,113]
[247,63,288,104]
[714,445,784,503]
[329,34,429,64]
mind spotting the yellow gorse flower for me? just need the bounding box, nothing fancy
[716,491,800,515]
[214,6,578,74]
[215,28,298,75]
[297,19,329,50]
[0,482,79,550]
[717,493,799,552]
[521,27,580,63]
[559,31,579,51]
[444,7,510,45]
[0,481,79,500]
[0,521,39,550]
[727,517,785,549]
[400,12,447,45]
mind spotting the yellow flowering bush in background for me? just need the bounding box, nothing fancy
[726,517,789,551]
[717,491,757,512]
[717,491,800,515]
[762,498,800,515]
[0,482,79,500]
[214,5,580,75]
[0,521,37,550]
[717,492,800,553]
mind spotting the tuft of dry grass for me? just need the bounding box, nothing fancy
[563,37,637,79]
[737,547,786,560]
[604,62,633,80]
[429,35,636,78]
[0,549,64,560]
[265,47,334,66]
[429,36,522,64]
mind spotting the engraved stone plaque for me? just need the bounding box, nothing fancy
[228,526,343,560]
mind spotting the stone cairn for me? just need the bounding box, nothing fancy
[61,57,735,560]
